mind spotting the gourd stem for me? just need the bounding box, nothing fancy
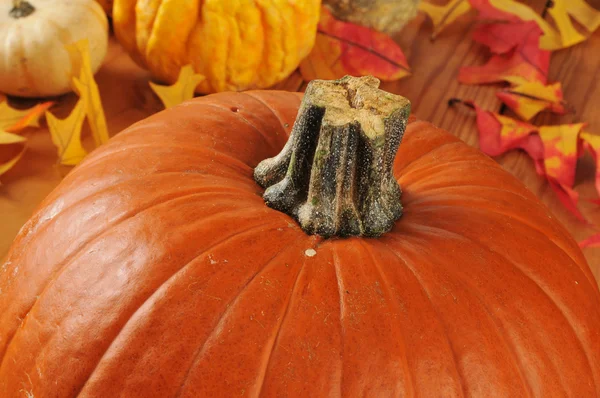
[254,75,411,238]
[10,0,35,18]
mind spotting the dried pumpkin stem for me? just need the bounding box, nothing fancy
[254,75,411,238]
[10,0,35,18]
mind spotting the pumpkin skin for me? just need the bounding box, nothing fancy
[0,0,108,98]
[1,91,600,397]
[112,0,320,94]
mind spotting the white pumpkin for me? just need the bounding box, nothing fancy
[0,0,108,98]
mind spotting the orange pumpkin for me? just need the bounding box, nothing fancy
[1,76,600,397]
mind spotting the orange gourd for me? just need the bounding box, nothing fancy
[1,76,600,397]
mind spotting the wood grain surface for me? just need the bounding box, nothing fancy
[1,1,599,285]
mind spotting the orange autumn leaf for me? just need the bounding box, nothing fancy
[0,129,26,178]
[0,100,54,132]
[419,0,472,39]
[66,39,109,147]
[299,7,410,82]
[496,82,569,120]
[46,98,88,166]
[149,65,205,109]
[458,22,549,85]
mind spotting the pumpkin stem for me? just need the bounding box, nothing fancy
[254,75,411,238]
[10,0,35,18]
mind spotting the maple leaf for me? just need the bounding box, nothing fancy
[0,100,54,132]
[46,98,88,166]
[579,233,600,249]
[452,99,544,168]
[66,39,110,147]
[476,0,600,50]
[418,0,472,39]
[496,82,569,120]
[149,65,205,109]
[537,124,586,221]
[451,99,588,221]
[581,132,600,201]
[0,130,26,177]
[458,21,549,85]
[299,7,410,82]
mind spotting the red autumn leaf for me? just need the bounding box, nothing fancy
[458,21,549,85]
[451,99,588,221]
[537,124,587,221]
[462,100,544,170]
[579,233,600,249]
[581,132,600,201]
[538,124,585,187]
[546,177,586,222]
[299,7,410,82]
[468,0,522,22]
[496,82,568,121]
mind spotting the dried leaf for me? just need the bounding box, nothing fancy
[538,124,586,221]
[66,39,110,147]
[299,7,410,82]
[538,124,585,187]
[419,0,472,39]
[149,65,205,109]
[0,100,54,132]
[453,100,588,221]
[477,0,600,50]
[496,82,568,120]
[579,233,600,249]
[0,130,26,177]
[581,132,600,200]
[458,22,549,85]
[466,101,544,169]
[46,98,88,166]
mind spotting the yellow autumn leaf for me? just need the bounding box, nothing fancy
[149,65,205,109]
[65,39,110,147]
[419,0,472,39]
[496,81,568,120]
[46,98,88,166]
[0,100,54,131]
[0,129,26,177]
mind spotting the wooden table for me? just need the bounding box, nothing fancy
[2,1,600,285]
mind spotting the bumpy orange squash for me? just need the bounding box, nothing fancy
[112,0,321,94]
[1,76,600,397]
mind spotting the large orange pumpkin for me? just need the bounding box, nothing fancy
[1,76,600,397]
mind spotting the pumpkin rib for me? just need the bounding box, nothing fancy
[252,255,307,397]
[358,240,417,395]
[171,238,309,397]
[197,102,282,153]
[411,204,595,290]
[381,242,466,397]
[406,222,597,395]
[331,245,346,394]
[77,219,290,396]
[4,173,257,274]
[404,184,536,207]
[385,231,534,395]
[397,226,545,395]
[73,142,254,172]
[0,194,262,370]
[244,91,295,134]
[394,140,474,176]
